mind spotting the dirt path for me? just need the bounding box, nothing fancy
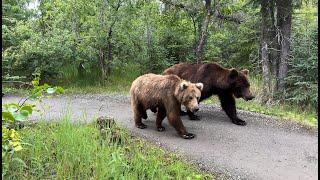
[3,94,318,180]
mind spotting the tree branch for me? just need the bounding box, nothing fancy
[159,0,200,14]
[214,10,244,24]
[159,0,244,24]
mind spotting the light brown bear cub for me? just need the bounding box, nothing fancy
[130,73,203,139]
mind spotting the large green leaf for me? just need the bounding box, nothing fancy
[13,111,28,121]
[7,104,19,113]
[20,105,33,114]
[55,86,65,94]
[46,87,56,94]
[2,112,15,122]
[20,110,30,117]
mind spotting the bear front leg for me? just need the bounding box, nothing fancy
[132,102,147,129]
[167,112,195,139]
[218,93,246,126]
[156,107,166,132]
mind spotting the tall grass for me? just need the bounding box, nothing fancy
[4,118,213,179]
[58,63,141,94]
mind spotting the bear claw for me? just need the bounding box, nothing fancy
[136,123,147,129]
[157,127,165,132]
[181,133,195,139]
[232,119,247,126]
[188,114,201,121]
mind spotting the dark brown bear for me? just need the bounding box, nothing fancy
[163,62,254,126]
[130,73,203,139]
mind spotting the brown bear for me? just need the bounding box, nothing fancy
[163,62,254,126]
[130,73,203,139]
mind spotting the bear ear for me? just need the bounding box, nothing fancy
[195,83,203,91]
[241,69,249,76]
[180,81,189,90]
[229,68,239,82]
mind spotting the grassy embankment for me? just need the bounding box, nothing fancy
[3,117,213,179]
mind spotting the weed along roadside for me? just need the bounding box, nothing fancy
[3,117,213,179]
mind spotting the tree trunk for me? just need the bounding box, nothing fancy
[271,33,280,94]
[99,47,107,80]
[98,0,107,80]
[276,0,292,94]
[260,0,272,102]
[191,16,197,57]
[146,24,154,72]
[106,27,113,75]
[196,0,212,64]
[267,0,280,97]
[105,0,121,76]
[71,4,82,76]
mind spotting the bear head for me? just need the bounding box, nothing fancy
[175,81,203,113]
[228,68,255,101]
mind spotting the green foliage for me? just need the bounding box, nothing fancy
[3,119,213,179]
[58,62,140,92]
[2,74,65,178]
[29,72,65,99]
[205,5,260,70]
[285,5,318,110]
[2,0,318,110]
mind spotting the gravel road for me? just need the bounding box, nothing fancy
[3,94,318,180]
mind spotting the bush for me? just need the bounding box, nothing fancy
[285,8,318,111]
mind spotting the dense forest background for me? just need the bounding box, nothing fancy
[2,0,318,111]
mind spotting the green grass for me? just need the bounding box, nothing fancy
[3,117,213,179]
[56,63,140,95]
[2,87,30,95]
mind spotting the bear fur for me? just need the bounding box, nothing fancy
[130,73,203,139]
[163,62,254,126]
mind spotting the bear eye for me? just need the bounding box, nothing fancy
[189,96,193,100]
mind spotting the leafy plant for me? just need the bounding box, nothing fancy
[285,5,318,111]
[2,72,64,177]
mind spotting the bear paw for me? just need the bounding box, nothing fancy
[181,133,195,139]
[232,119,247,126]
[188,114,201,121]
[136,123,147,129]
[157,127,165,132]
